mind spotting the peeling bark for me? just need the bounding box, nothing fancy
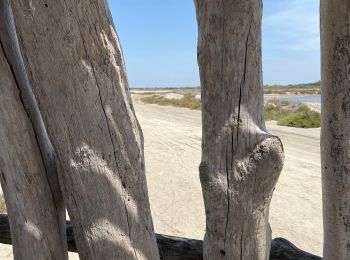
[0,1,67,259]
[10,0,159,259]
[194,1,284,259]
[321,1,350,259]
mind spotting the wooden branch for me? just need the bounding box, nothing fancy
[270,238,322,260]
[0,214,321,260]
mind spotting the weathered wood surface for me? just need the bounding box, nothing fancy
[0,215,322,260]
[0,1,67,259]
[320,1,350,259]
[11,0,159,259]
[195,1,284,259]
[269,238,322,260]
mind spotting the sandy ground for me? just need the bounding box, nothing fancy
[0,98,322,258]
[135,100,323,256]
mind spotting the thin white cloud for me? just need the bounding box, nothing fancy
[263,0,320,51]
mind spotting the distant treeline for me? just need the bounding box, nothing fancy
[264,81,320,95]
[264,81,320,89]
[131,81,321,92]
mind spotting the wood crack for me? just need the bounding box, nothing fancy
[237,17,253,144]
[221,1,230,255]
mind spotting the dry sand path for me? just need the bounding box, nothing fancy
[134,100,322,256]
[0,99,322,258]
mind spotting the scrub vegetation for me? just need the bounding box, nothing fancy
[0,196,6,213]
[141,94,201,110]
[141,95,321,128]
[264,100,320,128]
[264,81,320,95]
[132,81,321,96]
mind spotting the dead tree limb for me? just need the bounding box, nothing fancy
[0,214,322,260]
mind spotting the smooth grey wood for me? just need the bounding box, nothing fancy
[0,1,67,259]
[11,0,159,259]
[321,1,350,259]
[0,215,322,260]
[194,1,284,259]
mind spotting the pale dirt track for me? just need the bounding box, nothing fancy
[0,99,322,258]
[134,100,323,256]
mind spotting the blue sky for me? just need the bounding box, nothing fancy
[108,0,320,87]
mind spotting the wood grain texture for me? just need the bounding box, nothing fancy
[195,1,284,259]
[0,1,67,259]
[0,215,322,260]
[11,0,159,259]
[321,1,350,259]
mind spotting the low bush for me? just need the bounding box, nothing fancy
[142,95,320,128]
[265,102,320,128]
[141,94,201,110]
[277,104,320,128]
[0,195,6,213]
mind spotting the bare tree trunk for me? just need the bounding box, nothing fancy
[321,1,350,259]
[0,1,67,259]
[10,0,159,259]
[194,1,284,259]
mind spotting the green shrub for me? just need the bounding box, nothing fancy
[141,95,201,110]
[277,104,320,128]
[0,195,6,213]
[264,102,320,128]
[142,94,320,128]
[264,101,284,121]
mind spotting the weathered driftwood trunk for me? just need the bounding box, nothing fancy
[195,1,284,259]
[0,1,67,259]
[11,0,159,259]
[0,215,323,260]
[321,1,350,259]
